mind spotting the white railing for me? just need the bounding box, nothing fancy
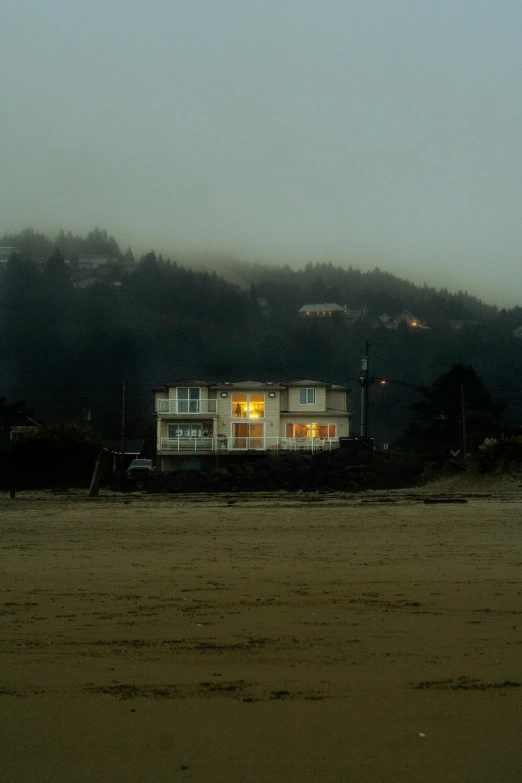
[9,426,41,442]
[156,399,218,415]
[161,437,215,452]
[226,437,339,452]
[159,436,340,453]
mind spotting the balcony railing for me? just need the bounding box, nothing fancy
[160,437,215,452]
[159,436,339,453]
[156,399,218,415]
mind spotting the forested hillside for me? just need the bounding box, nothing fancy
[1,227,522,443]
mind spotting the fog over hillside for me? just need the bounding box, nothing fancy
[3,3,522,306]
[1,227,522,446]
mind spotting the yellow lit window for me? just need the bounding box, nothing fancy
[232,393,265,419]
[285,423,336,439]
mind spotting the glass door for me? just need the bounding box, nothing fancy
[231,423,265,449]
[177,387,201,413]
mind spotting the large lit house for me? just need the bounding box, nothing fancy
[153,378,352,470]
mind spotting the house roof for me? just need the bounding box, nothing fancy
[152,378,350,392]
[77,254,113,261]
[104,438,145,455]
[298,303,345,313]
[212,380,286,390]
[282,379,350,390]
[392,310,429,325]
[153,379,216,391]
[11,416,44,429]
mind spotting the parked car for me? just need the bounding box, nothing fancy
[126,459,157,478]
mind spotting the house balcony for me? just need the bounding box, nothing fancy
[160,437,215,452]
[156,399,218,415]
[159,436,340,454]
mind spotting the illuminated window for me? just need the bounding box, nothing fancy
[232,393,265,419]
[299,388,316,405]
[285,423,336,439]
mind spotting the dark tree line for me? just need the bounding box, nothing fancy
[1,227,522,445]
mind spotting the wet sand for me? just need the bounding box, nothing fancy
[1,490,521,782]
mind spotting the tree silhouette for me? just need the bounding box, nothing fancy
[402,364,504,453]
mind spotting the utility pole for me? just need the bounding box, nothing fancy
[80,393,91,429]
[360,340,370,437]
[120,380,127,485]
[460,381,467,458]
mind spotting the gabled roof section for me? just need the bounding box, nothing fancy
[152,378,350,392]
[152,379,215,392]
[212,380,286,390]
[298,303,345,313]
[393,309,421,322]
[282,379,350,390]
[282,379,326,387]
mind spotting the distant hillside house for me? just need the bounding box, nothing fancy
[73,276,100,289]
[0,247,19,264]
[513,326,522,339]
[448,319,480,332]
[257,297,270,316]
[298,303,362,322]
[77,254,118,270]
[379,310,430,330]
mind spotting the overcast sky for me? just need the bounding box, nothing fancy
[1,0,522,305]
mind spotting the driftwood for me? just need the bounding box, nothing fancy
[423,498,468,504]
[88,450,107,497]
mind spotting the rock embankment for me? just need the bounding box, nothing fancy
[139,450,424,494]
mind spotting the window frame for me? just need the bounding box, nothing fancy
[176,387,201,413]
[168,421,212,439]
[299,388,316,405]
[231,392,265,419]
[285,422,337,440]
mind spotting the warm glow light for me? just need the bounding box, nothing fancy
[379,379,387,385]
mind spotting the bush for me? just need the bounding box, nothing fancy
[478,436,522,472]
[2,423,102,489]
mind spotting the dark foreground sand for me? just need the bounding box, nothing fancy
[1,489,521,782]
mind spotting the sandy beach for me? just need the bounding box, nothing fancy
[1,487,521,782]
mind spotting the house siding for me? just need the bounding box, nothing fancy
[326,390,347,411]
[287,386,326,412]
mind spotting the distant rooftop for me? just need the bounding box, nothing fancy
[298,303,345,314]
